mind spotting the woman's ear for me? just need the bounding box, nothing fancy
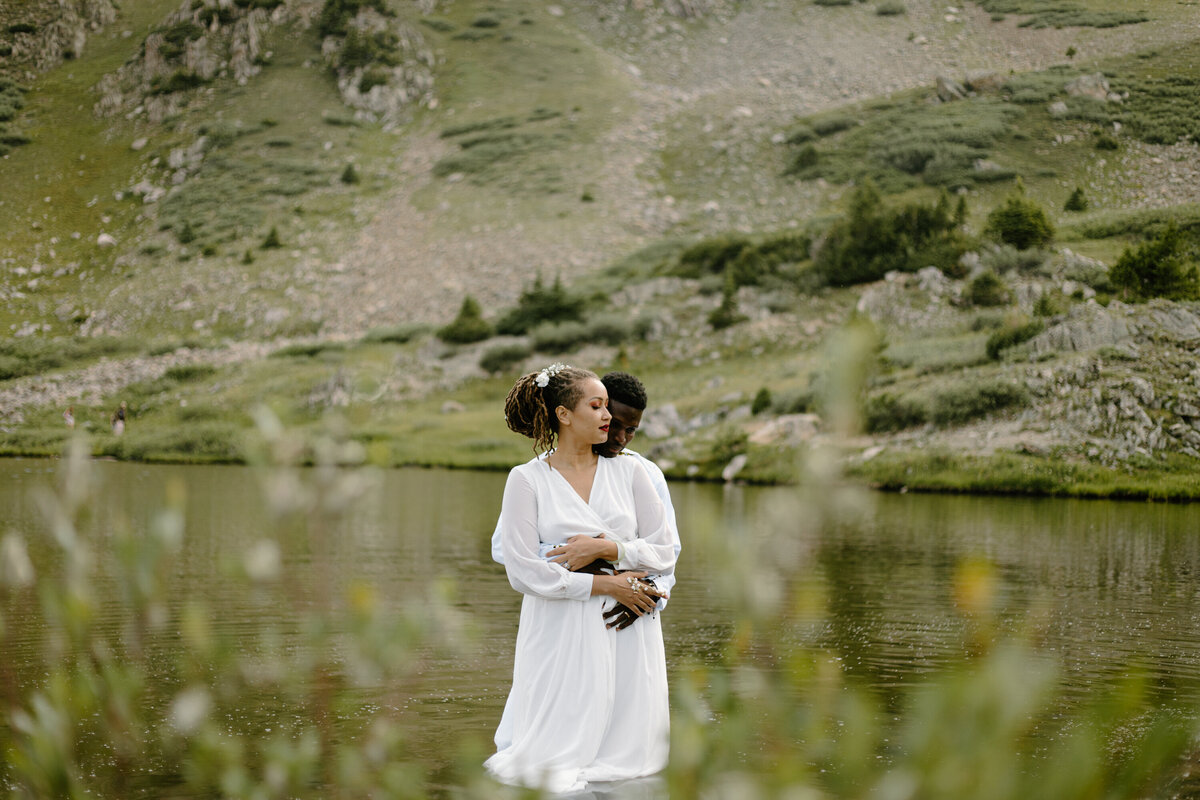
[555,405,571,427]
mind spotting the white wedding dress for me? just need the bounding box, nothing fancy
[485,454,678,794]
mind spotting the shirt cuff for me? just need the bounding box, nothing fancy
[565,571,593,602]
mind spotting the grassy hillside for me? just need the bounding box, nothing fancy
[3,0,1200,499]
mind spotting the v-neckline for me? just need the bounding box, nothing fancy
[545,453,602,507]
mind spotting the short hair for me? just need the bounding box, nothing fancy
[601,371,647,411]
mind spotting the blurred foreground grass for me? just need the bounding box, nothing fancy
[1,335,1197,798]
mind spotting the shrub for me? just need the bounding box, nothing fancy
[362,323,426,344]
[340,163,360,184]
[985,319,1045,360]
[1109,223,1200,301]
[495,275,584,336]
[1094,133,1120,150]
[708,275,746,330]
[675,232,810,288]
[1064,187,1088,212]
[358,67,390,93]
[751,388,773,415]
[1033,292,1067,317]
[876,0,906,14]
[931,380,1028,425]
[163,364,217,383]
[530,320,588,353]
[813,182,967,286]
[479,342,532,374]
[261,226,282,249]
[979,243,1047,275]
[149,70,208,95]
[317,0,390,37]
[438,295,493,344]
[7,22,38,34]
[967,271,1011,307]
[865,392,928,432]
[984,188,1054,250]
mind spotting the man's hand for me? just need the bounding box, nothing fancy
[603,577,665,630]
[548,533,618,572]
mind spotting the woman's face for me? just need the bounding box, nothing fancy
[560,377,612,446]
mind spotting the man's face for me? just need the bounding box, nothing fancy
[596,398,643,458]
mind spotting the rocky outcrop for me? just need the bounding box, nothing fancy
[0,0,118,76]
[93,0,285,122]
[321,9,435,125]
[1029,300,1200,356]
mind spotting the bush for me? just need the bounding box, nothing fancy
[340,163,360,184]
[1064,187,1089,212]
[1094,133,1120,150]
[708,274,746,330]
[813,182,967,286]
[979,243,1047,275]
[985,319,1045,360]
[530,320,588,353]
[438,296,493,344]
[876,0,906,14]
[479,342,532,374]
[362,323,426,344]
[865,392,928,432]
[984,188,1054,250]
[931,379,1028,425]
[163,364,217,383]
[261,226,282,249]
[1109,223,1200,301]
[675,232,810,289]
[751,388,773,415]
[967,271,1011,307]
[495,275,584,336]
[1033,292,1068,317]
[317,0,390,37]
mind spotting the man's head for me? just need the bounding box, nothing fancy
[596,372,647,458]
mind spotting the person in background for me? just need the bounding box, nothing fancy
[111,401,126,436]
[63,406,75,429]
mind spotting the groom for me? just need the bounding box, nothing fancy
[490,371,680,629]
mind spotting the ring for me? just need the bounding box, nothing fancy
[565,561,572,570]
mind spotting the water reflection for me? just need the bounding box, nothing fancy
[3,459,1200,792]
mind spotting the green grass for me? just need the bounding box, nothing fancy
[976,0,1148,28]
[850,449,1200,501]
[786,93,1022,192]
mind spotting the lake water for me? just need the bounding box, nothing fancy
[2,458,1199,794]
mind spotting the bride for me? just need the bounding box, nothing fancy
[486,364,677,794]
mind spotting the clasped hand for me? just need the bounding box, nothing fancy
[601,572,666,630]
[547,533,617,572]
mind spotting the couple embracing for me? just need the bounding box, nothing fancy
[486,366,681,795]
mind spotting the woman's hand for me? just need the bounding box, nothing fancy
[548,533,619,572]
[591,571,661,616]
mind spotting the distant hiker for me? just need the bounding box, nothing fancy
[63,406,75,429]
[111,401,127,436]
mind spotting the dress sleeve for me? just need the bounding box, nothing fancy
[614,461,678,574]
[500,468,593,601]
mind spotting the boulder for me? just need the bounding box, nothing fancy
[1065,73,1114,102]
[748,414,820,445]
[96,233,117,248]
[936,74,967,102]
[721,453,748,482]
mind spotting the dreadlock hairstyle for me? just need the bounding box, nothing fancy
[600,371,647,411]
[505,364,599,454]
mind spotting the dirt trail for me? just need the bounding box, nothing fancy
[316,1,1185,337]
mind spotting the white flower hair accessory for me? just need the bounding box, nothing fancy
[535,362,569,388]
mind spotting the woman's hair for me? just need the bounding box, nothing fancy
[505,364,598,453]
